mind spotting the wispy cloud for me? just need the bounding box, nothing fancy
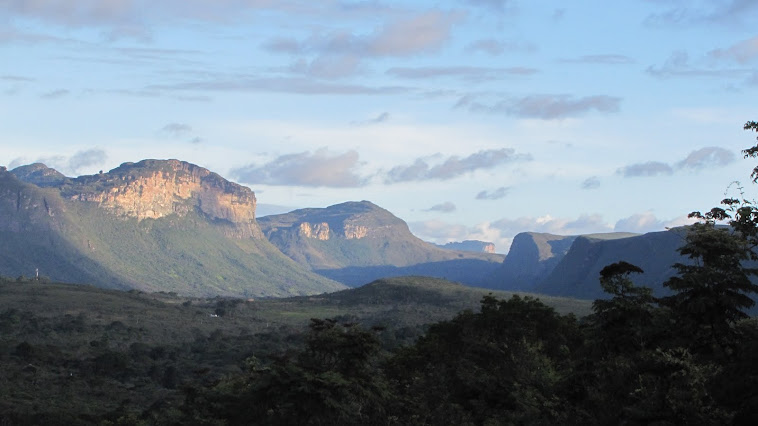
[351,112,390,126]
[457,94,621,119]
[370,10,461,56]
[617,161,673,178]
[149,76,409,95]
[34,148,107,175]
[386,66,536,82]
[464,0,515,13]
[40,89,70,99]
[581,176,600,190]
[464,39,536,55]
[259,10,462,79]
[676,147,735,170]
[647,50,754,81]
[476,186,510,200]
[263,10,460,58]
[560,54,635,65]
[68,149,107,173]
[159,122,192,137]
[491,214,612,237]
[1,75,35,82]
[614,212,695,233]
[618,146,735,178]
[231,149,367,188]
[286,55,363,80]
[645,0,758,27]
[708,36,758,64]
[385,148,530,183]
[425,202,456,213]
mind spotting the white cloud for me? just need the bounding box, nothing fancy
[231,148,367,188]
[617,161,673,177]
[614,212,695,233]
[385,148,530,183]
[676,147,736,169]
[425,201,456,213]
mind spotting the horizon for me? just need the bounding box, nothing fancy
[2,0,757,252]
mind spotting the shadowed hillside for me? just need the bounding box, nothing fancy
[258,201,504,287]
[0,161,345,297]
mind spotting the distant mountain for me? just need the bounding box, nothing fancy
[257,201,505,287]
[484,229,692,300]
[534,229,688,300]
[434,240,496,254]
[320,276,592,317]
[484,232,638,292]
[0,160,345,297]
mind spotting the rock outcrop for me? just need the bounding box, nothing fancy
[1,160,344,297]
[258,201,505,287]
[59,160,262,238]
[484,232,639,291]
[10,163,70,187]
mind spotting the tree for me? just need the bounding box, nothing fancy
[667,121,758,354]
[387,295,582,425]
[182,318,389,425]
[592,261,657,352]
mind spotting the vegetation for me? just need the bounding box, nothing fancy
[0,169,343,297]
[2,122,758,424]
[258,201,504,287]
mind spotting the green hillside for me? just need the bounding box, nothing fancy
[259,201,504,286]
[0,165,344,297]
[0,276,591,423]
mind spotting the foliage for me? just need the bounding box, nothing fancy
[592,261,658,353]
[387,295,582,425]
[183,319,389,425]
[663,223,758,353]
[3,122,758,424]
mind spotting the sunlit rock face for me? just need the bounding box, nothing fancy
[64,159,262,238]
[299,222,331,240]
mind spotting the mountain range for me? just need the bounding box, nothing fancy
[4,158,745,305]
[0,160,502,296]
[257,201,504,286]
[0,160,343,297]
[484,229,692,300]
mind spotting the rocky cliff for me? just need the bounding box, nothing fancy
[258,201,505,286]
[56,159,263,238]
[1,160,344,297]
[534,229,688,299]
[483,231,640,291]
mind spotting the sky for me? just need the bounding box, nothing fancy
[2,0,758,253]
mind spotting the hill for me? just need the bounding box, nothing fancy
[484,228,691,299]
[0,276,591,422]
[0,161,345,297]
[484,232,638,291]
[258,201,505,286]
[534,228,689,299]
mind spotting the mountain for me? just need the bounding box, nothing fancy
[485,232,638,291]
[0,160,345,297]
[435,240,496,253]
[257,201,505,287]
[534,229,688,299]
[484,229,691,300]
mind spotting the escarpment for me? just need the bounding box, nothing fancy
[1,160,344,297]
[58,159,262,238]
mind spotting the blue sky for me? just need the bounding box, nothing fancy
[2,0,758,253]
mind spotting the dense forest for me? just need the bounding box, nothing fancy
[2,122,758,425]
